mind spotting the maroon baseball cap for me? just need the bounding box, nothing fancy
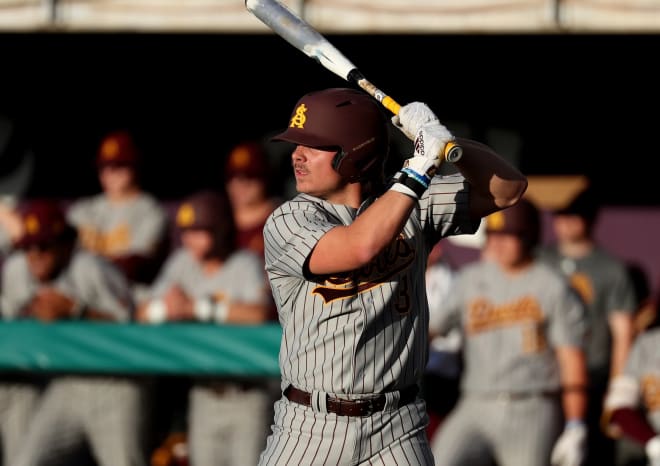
[96,130,140,168]
[485,198,540,247]
[175,190,231,232]
[224,141,268,182]
[15,199,76,249]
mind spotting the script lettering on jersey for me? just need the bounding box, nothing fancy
[467,296,547,353]
[641,375,660,411]
[466,296,544,334]
[79,224,131,255]
[311,236,415,304]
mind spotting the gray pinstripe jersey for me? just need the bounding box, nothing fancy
[434,260,587,394]
[1,248,133,321]
[623,327,660,431]
[148,247,270,306]
[67,192,167,257]
[263,174,477,396]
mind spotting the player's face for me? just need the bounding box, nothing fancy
[227,175,265,209]
[291,145,345,199]
[485,233,529,270]
[181,228,214,261]
[24,243,62,282]
[99,164,136,196]
[552,214,588,242]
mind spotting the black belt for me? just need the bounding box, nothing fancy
[283,385,418,417]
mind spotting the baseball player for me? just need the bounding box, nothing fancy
[256,87,528,465]
[136,189,276,466]
[602,324,660,466]
[2,199,151,466]
[429,198,589,466]
[66,130,169,295]
[536,185,638,466]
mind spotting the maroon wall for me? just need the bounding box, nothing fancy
[442,206,660,300]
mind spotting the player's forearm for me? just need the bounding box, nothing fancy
[308,189,415,274]
[609,312,634,377]
[557,346,589,421]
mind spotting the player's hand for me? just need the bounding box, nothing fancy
[164,285,195,320]
[392,102,444,141]
[30,287,79,321]
[551,420,587,466]
[646,435,660,466]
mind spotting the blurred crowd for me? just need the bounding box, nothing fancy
[0,129,659,466]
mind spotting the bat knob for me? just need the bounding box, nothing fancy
[444,143,463,163]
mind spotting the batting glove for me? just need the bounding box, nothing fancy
[647,435,660,466]
[550,420,587,466]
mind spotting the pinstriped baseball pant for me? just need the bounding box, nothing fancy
[13,376,151,466]
[430,394,563,466]
[257,394,434,465]
[0,382,41,466]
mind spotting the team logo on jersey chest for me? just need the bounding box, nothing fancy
[311,236,415,304]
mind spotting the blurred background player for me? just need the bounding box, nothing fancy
[66,130,169,300]
[422,240,462,439]
[430,198,589,466]
[224,140,282,258]
[602,316,660,466]
[136,189,275,466]
[536,184,638,466]
[2,199,152,466]
[224,140,281,320]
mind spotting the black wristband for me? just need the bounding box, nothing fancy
[391,170,427,198]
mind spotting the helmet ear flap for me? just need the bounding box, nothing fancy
[331,149,346,175]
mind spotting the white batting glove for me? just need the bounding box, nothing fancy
[550,420,587,466]
[392,102,455,164]
[392,102,442,140]
[647,435,660,466]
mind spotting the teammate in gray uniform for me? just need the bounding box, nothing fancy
[3,199,151,466]
[257,87,528,466]
[602,324,660,466]
[67,130,168,296]
[430,198,589,466]
[136,190,275,466]
[536,185,638,466]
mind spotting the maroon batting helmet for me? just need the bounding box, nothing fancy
[271,88,389,183]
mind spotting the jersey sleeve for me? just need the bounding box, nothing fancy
[263,200,337,280]
[127,196,168,254]
[418,173,480,244]
[606,261,638,316]
[0,252,33,319]
[228,251,270,305]
[63,253,134,321]
[548,281,588,348]
[146,249,187,299]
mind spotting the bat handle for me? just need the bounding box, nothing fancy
[348,69,463,163]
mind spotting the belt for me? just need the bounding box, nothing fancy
[283,385,418,417]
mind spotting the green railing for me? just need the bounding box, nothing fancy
[0,321,282,377]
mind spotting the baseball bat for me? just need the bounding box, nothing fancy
[244,0,463,163]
